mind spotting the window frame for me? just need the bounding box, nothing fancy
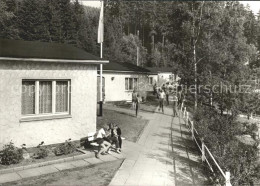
[125,77,138,91]
[21,79,71,122]
[149,77,153,85]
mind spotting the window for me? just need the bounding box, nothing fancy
[21,80,70,117]
[56,81,68,112]
[22,81,35,115]
[39,81,52,114]
[125,78,138,91]
[148,77,153,85]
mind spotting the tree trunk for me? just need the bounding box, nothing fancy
[142,26,144,46]
[192,2,197,110]
[194,45,197,109]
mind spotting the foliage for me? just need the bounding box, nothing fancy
[53,139,76,156]
[0,0,19,39]
[193,107,259,185]
[32,141,48,159]
[0,141,23,165]
[0,0,99,55]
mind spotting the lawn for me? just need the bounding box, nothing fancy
[97,109,148,142]
[3,160,123,186]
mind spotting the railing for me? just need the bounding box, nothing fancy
[180,104,232,186]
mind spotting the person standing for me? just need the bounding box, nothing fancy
[132,89,138,110]
[153,83,157,95]
[165,82,170,105]
[135,93,141,117]
[172,94,178,117]
[162,84,166,93]
[114,124,122,152]
[158,88,165,113]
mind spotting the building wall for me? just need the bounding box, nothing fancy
[0,61,97,148]
[158,72,173,85]
[157,73,180,86]
[103,72,152,102]
[148,75,158,85]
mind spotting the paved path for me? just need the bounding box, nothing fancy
[109,106,208,186]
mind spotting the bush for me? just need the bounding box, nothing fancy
[0,142,23,165]
[193,106,259,185]
[53,139,76,156]
[32,142,48,159]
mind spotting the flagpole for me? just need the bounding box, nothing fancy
[98,0,104,117]
[100,42,103,116]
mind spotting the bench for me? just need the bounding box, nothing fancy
[80,131,125,149]
[80,132,99,148]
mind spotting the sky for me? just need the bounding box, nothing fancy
[80,1,260,15]
[80,0,100,8]
[240,1,260,15]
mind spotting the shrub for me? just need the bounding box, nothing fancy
[32,142,48,159]
[53,139,76,156]
[0,142,23,165]
[193,106,259,185]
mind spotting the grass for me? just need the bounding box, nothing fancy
[97,109,148,142]
[3,160,124,186]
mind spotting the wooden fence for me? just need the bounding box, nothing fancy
[180,104,232,186]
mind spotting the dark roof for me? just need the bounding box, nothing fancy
[0,38,103,61]
[146,67,174,73]
[99,62,152,73]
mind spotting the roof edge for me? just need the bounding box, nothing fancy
[98,70,157,74]
[0,57,109,64]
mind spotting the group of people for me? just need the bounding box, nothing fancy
[95,123,122,159]
[155,82,180,117]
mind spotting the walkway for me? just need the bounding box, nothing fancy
[109,106,208,186]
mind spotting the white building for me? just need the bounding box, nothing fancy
[146,67,180,86]
[98,62,156,102]
[0,39,108,148]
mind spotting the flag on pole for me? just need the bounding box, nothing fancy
[97,1,104,44]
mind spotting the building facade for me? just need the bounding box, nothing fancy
[98,62,156,102]
[0,39,108,148]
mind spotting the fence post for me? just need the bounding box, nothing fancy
[184,107,186,118]
[186,112,189,123]
[181,102,183,112]
[201,138,205,162]
[225,172,231,186]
